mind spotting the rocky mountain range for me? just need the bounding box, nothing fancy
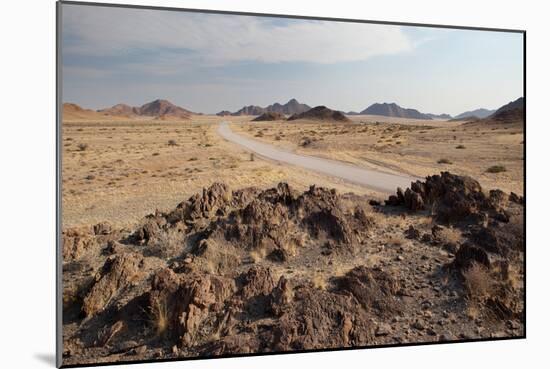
[99,99,193,120]
[226,98,311,116]
[454,108,495,120]
[360,103,434,120]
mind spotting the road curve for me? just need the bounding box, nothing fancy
[217,122,416,194]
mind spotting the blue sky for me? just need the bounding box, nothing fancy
[62,4,523,116]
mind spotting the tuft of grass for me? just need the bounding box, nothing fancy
[188,157,198,162]
[486,165,506,173]
[150,297,169,337]
[167,139,177,146]
[455,144,466,149]
[249,247,267,263]
[438,226,462,244]
[77,143,88,151]
[463,262,492,301]
[437,158,453,164]
[312,273,327,290]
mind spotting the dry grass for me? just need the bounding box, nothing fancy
[385,236,403,247]
[463,262,493,301]
[147,230,184,259]
[486,165,507,173]
[249,247,267,263]
[438,226,462,244]
[150,297,169,337]
[312,273,327,290]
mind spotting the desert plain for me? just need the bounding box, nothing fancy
[61,101,525,365]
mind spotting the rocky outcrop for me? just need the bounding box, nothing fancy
[82,253,145,317]
[386,172,512,223]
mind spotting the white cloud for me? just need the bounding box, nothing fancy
[62,4,414,65]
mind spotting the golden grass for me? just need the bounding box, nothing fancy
[150,297,169,337]
[463,262,493,301]
[312,273,327,290]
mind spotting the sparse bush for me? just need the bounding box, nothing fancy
[167,139,177,146]
[85,174,95,180]
[250,153,255,162]
[486,165,506,173]
[455,144,466,149]
[152,152,160,156]
[77,143,88,151]
[188,157,198,161]
[437,158,453,164]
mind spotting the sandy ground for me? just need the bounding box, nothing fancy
[230,114,524,195]
[61,116,381,229]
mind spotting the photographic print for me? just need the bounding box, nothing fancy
[58,1,525,366]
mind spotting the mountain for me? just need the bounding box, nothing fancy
[216,110,232,117]
[138,99,192,119]
[231,98,311,116]
[287,106,350,122]
[454,108,495,120]
[265,98,311,115]
[252,112,286,121]
[426,113,452,120]
[98,103,140,117]
[360,103,433,120]
[98,99,193,120]
[492,97,524,117]
[488,97,524,123]
[231,105,266,116]
[346,111,360,115]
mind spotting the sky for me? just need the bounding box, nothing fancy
[61,4,524,116]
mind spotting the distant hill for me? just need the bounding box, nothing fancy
[252,112,286,121]
[492,97,524,117]
[265,98,311,115]
[464,97,524,127]
[216,110,232,117]
[231,98,311,116]
[98,99,193,120]
[454,108,495,120]
[360,103,433,120]
[231,105,266,116]
[448,115,480,122]
[137,99,192,119]
[426,113,452,120]
[287,106,350,122]
[63,103,113,120]
[98,103,140,117]
[488,97,524,123]
[346,111,360,116]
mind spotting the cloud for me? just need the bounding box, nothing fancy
[62,4,414,65]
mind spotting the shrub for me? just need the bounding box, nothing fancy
[167,139,177,146]
[77,143,88,151]
[455,144,466,149]
[437,158,452,164]
[486,165,506,173]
